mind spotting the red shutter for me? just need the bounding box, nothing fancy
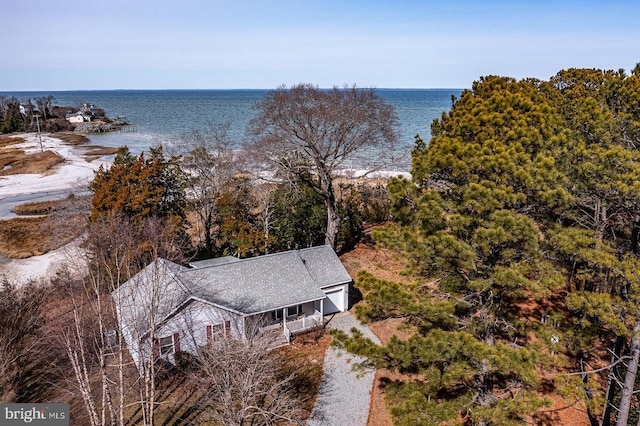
[173,333,180,353]
[225,321,231,337]
[206,325,212,344]
[153,339,160,358]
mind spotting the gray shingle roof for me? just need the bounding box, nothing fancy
[112,258,191,337]
[113,246,352,333]
[297,246,353,288]
[189,256,241,268]
[183,250,328,314]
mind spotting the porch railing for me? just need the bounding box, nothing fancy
[284,310,323,338]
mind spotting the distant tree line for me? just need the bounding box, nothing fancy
[0,95,76,133]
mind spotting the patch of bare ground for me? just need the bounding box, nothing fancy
[339,227,413,286]
[513,294,594,426]
[281,329,332,418]
[340,231,592,426]
[532,393,591,426]
[367,318,412,426]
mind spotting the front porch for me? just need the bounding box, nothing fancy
[283,310,323,343]
[258,306,324,346]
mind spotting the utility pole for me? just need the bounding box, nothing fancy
[34,114,43,152]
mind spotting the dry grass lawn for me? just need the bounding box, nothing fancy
[11,200,57,215]
[0,133,117,177]
[79,146,120,161]
[0,197,89,258]
[0,217,51,258]
[53,132,119,160]
[0,149,64,176]
[0,134,67,175]
[0,134,24,147]
[52,132,89,145]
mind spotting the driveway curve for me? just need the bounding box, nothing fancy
[307,312,381,426]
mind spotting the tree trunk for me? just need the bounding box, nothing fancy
[616,325,640,426]
[204,214,214,256]
[325,198,340,249]
[631,215,640,254]
[602,335,625,426]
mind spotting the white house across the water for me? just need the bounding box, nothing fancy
[112,245,351,370]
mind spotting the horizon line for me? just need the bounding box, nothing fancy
[0,87,467,93]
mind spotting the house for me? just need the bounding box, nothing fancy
[65,111,92,123]
[112,246,351,371]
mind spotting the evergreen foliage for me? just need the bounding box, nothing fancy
[333,65,640,425]
[214,177,265,257]
[88,146,191,276]
[90,146,187,227]
[0,97,26,133]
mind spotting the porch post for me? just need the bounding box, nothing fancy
[320,298,324,316]
[282,308,286,332]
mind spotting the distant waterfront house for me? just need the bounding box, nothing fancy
[112,246,351,371]
[65,111,92,123]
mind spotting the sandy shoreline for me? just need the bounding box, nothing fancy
[0,133,112,283]
[0,133,112,201]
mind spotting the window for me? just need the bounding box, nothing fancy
[105,329,118,348]
[286,305,301,317]
[207,324,224,342]
[158,336,174,355]
[271,305,303,321]
[271,310,282,321]
[207,322,231,342]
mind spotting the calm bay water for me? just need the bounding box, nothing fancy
[1,89,461,169]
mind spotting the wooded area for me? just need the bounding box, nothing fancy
[333,66,640,426]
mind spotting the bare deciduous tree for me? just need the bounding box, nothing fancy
[171,122,239,256]
[247,83,400,249]
[253,183,278,253]
[0,280,45,402]
[194,330,309,425]
[34,95,54,120]
[59,215,190,426]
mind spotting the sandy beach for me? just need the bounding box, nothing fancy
[0,133,111,200]
[0,133,113,283]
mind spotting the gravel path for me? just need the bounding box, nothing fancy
[307,312,381,426]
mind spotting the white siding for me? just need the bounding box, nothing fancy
[154,300,244,363]
[322,284,349,314]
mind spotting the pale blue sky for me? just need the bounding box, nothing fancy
[2,0,639,91]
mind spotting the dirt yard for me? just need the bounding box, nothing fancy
[339,234,591,426]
